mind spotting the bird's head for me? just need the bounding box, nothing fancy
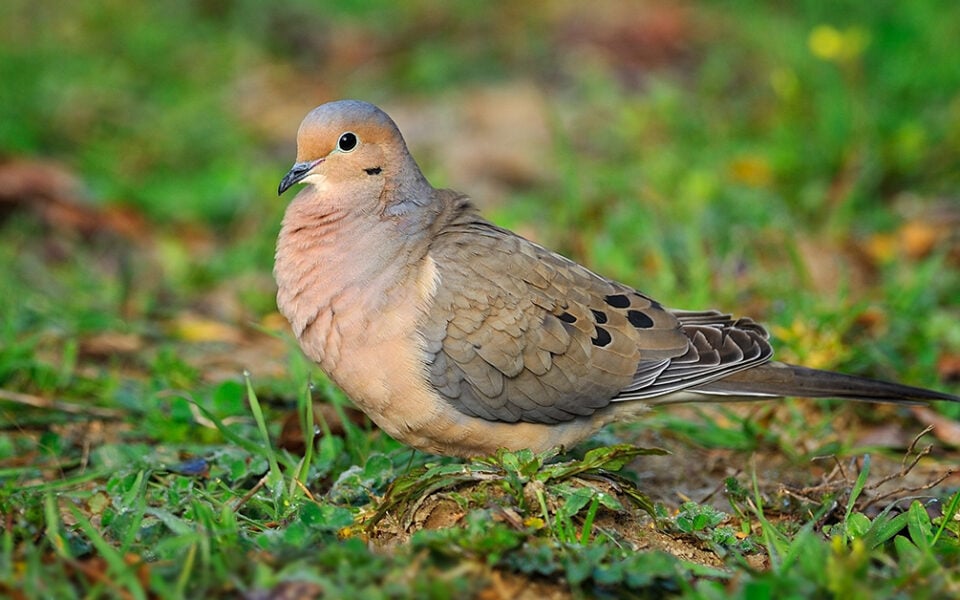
[278,100,431,214]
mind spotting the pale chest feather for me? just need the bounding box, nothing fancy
[291,252,443,432]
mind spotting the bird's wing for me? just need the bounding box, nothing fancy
[419,208,772,424]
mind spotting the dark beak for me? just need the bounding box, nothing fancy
[278,159,323,196]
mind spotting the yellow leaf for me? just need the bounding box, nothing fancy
[523,517,546,529]
[729,155,772,188]
[170,314,243,343]
[809,25,844,60]
[809,25,869,63]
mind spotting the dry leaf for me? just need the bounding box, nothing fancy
[937,353,960,383]
[0,158,147,240]
[853,423,915,449]
[168,313,245,344]
[910,406,960,447]
[899,220,939,259]
[79,332,145,358]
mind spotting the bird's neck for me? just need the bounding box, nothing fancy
[274,190,433,339]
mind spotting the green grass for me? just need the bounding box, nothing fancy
[2,1,960,597]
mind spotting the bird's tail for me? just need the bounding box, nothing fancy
[685,361,960,405]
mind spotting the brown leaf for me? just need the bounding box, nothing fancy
[852,306,888,336]
[79,332,145,358]
[0,158,148,240]
[937,353,960,383]
[911,406,960,447]
[899,220,939,259]
[853,423,915,449]
[866,197,960,266]
[796,237,876,296]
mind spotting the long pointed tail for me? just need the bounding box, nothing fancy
[689,361,960,404]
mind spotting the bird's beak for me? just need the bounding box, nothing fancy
[278,159,324,196]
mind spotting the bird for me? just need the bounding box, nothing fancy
[274,99,959,458]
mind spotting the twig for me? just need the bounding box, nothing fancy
[293,477,317,502]
[0,388,123,419]
[231,474,268,512]
[860,470,956,512]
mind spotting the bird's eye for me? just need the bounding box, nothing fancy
[337,132,358,152]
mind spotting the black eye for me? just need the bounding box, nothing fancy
[337,132,358,152]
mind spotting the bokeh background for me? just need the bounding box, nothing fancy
[3,0,957,398]
[2,1,960,596]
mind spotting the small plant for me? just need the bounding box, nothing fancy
[367,444,666,543]
[656,501,758,557]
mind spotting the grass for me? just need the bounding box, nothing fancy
[2,0,959,597]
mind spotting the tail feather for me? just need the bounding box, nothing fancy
[689,361,960,404]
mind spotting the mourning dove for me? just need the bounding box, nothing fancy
[275,100,959,457]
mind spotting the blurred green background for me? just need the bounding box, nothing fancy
[2,1,960,597]
[2,0,957,386]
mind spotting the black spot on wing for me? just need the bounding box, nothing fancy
[604,294,630,308]
[590,309,608,324]
[627,309,654,329]
[591,326,612,347]
[558,311,577,324]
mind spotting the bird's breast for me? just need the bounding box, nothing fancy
[286,244,445,429]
